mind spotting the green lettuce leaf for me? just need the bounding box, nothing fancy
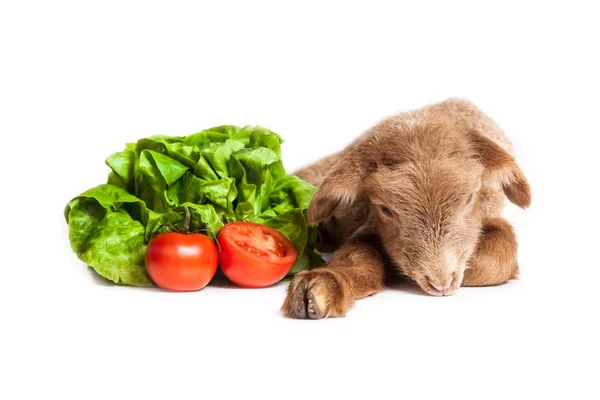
[65,189,152,286]
[65,125,324,286]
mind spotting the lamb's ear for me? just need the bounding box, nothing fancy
[308,153,365,223]
[468,131,531,208]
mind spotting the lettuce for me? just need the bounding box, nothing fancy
[65,125,323,286]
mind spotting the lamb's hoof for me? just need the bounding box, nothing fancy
[305,288,324,319]
[281,270,348,319]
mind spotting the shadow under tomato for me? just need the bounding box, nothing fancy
[207,269,253,289]
[207,269,292,289]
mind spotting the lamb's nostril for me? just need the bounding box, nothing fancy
[428,278,453,295]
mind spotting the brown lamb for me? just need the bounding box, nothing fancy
[281,98,531,319]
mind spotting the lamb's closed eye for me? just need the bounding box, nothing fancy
[380,205,392,216]
[466,192,474,205]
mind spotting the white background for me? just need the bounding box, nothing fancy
[1,1,599,399]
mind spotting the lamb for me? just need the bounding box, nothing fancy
[281,98,531,319]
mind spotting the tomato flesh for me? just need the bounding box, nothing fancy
[218,222,297,288]
[145,232,218,292]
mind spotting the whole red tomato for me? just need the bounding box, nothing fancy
[145,232,218,292]
[217,222,297,288]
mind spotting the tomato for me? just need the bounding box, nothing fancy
[217,222,297,288]
[145,232,218,291]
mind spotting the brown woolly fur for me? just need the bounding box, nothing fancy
[282,98,531,319]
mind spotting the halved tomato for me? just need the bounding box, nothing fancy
[217,222,297,288]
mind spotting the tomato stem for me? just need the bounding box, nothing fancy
[151,207,221,246]
[153,223,177,237]
[182,206,191,233]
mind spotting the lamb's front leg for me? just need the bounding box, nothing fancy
[462,217,519,286]
[281,231,385,319]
